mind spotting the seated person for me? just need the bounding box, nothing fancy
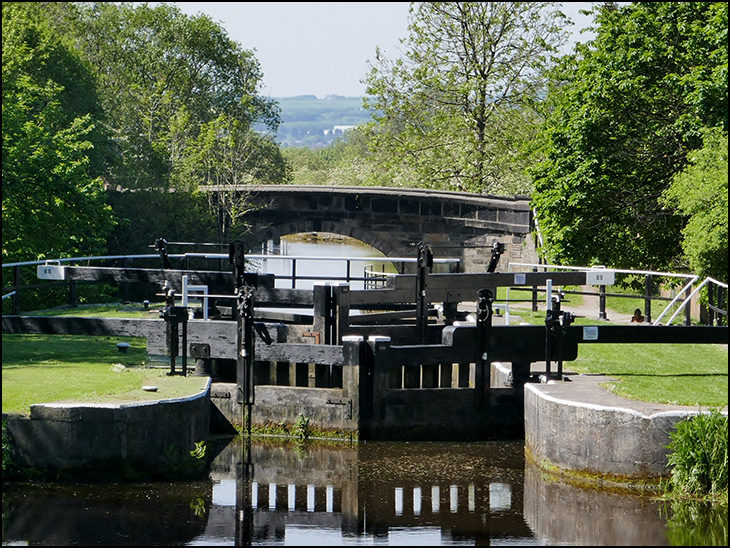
[631,308,645,323]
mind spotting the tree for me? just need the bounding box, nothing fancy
[362,2,569,194]
[283,128,372,187]
[530,2,728,271]
[176,115,290,241]
[662,128,728,282]
[2,2,114,262]
[63,2,282,190]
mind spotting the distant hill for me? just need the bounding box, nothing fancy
[269,95,373,149]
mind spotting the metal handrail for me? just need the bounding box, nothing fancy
[2,252,462,312]
[661,277,728,326]
[508,261,725,325]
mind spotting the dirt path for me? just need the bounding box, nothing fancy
[502,293,636,325]
[557,294,634,324]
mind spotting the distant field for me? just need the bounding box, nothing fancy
[271,95,372,148]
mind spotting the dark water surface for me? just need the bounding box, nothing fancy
[3,437,726,546]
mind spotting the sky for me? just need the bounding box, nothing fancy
[172,2,601,99]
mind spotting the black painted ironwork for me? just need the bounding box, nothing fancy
[475,288,494,407]
[416,242,433,344]
[160,284,188,376]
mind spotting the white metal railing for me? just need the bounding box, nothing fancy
[507,261,725,325]
[661,276,728,326]
[3,252,461,312]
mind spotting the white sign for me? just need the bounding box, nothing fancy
[37,264,65,280]
[586,270,614,286]
[583,326,599,341]
[514,273,526,285]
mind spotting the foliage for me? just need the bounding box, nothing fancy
[663,499,728,545]
[531,2,728,272]
[283,128,372,186]
[362,2,569,194]
[662,127,728,282]
[3,2,285,268]
[190,440,207,461]
[175,116,290,241]
[2,2,115,263]
[666,409,728,499]
[294,413,311,440]
[64,1,281,191]
[105,190,219,256]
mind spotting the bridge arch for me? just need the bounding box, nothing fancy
[248,220,401,260]
[207,185,537,272]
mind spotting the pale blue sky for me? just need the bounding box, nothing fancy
[172,2,601,99]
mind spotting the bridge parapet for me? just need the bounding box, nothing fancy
[203,185,536,272]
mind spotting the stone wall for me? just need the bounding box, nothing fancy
[3,381,211,479]
[231,185,536,273]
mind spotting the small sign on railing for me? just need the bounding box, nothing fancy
[586,268,614,286]
[37,263,65,280]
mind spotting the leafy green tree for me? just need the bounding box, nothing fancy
[63,2,282,190]
[176,115,290,240]
[531,2,728,271]
[662,128,728,282]
[2,2,114,262]
[284,128,372,186]
[362,2,569,194]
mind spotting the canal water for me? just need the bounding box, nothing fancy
[3,437,725,546]
[2,234,726,546]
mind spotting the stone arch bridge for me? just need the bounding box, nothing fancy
[206,185,536,273]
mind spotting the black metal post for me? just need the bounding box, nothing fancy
[416,242,433,344]
[229,240,246,295]
[162,304,188,376]
[486,242,505,273]
[68,261,77,308]
[155,238,172,270]
[237,288,255,435]
[12,265,21,315]
[599,285,607,320]
[475,288,493,407]
[555,310,574,379]
[644,274,652,324]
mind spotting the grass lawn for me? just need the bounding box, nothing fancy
[506,305,728,408]
[2,332,208,415]
[572,343,728,407]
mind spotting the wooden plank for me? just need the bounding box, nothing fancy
[1,315,240,359]
[2,315,163,338]
[349,271,593,307]
[255,343,345,366]
[61,266,275,291]
[568,325,729,345]
[381,344,474,367]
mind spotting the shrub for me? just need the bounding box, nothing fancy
[666,409,728,498]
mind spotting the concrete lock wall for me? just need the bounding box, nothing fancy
[4,379,211,477]
[209,383,360,437]
[523,382,691,479]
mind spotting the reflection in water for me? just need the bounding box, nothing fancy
[664,500,729,547]
[5,437,725,546]
[2,480,212,546]
[258,234,396,291]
